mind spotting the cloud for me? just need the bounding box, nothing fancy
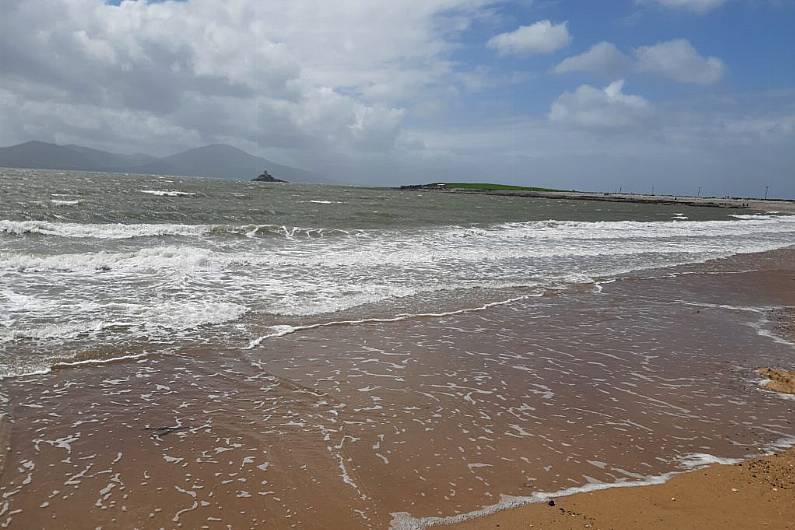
[639,0,728,13]
[0,1,792,196]
[401,90,795,196]
[555,39,724,85]
[549,80,652,129]
[487,20,571,56]
[0,0,497,160]
[635,39,725,84]
[553,42,632,77]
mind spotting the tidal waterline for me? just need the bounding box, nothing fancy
[0,250,793,529]
[3,168,794,378]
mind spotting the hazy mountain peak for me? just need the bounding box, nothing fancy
[0,141,322,183]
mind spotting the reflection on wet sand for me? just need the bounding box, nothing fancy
[0,250,793,529]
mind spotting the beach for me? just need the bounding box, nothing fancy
[450,447,795,530]
[3,1,794,526]
[1,248,794,528]
[1,170,795,528]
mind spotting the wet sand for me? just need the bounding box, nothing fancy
[1,249,794,529]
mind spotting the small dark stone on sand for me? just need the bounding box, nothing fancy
[145,425,188,437]
[548,499,556,507]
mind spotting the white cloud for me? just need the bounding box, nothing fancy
[634,39,724,84]
[556,39,724,85]
[0,0,498,159]
[641,0,728,13]
[401,90,795,196]
[549,80,652,129]
[0,0,791,196]
[487,20,571,56]
[554,42,632,76]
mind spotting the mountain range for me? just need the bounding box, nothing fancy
[0,141,320,182]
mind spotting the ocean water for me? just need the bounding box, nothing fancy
[2,168,795,378]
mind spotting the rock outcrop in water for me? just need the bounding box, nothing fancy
[252,169,287,183]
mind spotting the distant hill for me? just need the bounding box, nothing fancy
[0,141,139,172]
[134,144,316,182]
[64,144,157,169]
[0,141,321,183]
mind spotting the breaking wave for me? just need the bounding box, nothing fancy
[2,216,794,242]
[0,220,355,240]
[2,213,794,378]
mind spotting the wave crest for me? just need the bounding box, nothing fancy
[0,220,354,240]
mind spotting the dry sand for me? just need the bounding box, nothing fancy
[448,448,795,530]
[758,368,795,395]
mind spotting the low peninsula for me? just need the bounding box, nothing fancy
[400,182,795,213]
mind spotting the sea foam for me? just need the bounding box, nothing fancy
[389,441,795,530]
[3,214,794,378]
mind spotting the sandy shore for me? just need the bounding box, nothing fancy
[448,448,795,530]
[1,250,793,528]
[445,303,795,530]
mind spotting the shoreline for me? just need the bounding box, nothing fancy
[399,186,795,214]
[431,305,795,530]
[441,446,795,530]
[1,249,793,528]
[4,243,790,383]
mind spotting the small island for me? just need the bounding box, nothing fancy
[252,169,287,183]
[400,182,563,192]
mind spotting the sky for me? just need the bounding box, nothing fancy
[1,0,794,196]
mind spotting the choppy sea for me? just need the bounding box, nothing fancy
[2,167,794,378]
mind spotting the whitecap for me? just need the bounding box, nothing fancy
[139,189,195,197]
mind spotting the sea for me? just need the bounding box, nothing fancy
[2,167,795,379]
